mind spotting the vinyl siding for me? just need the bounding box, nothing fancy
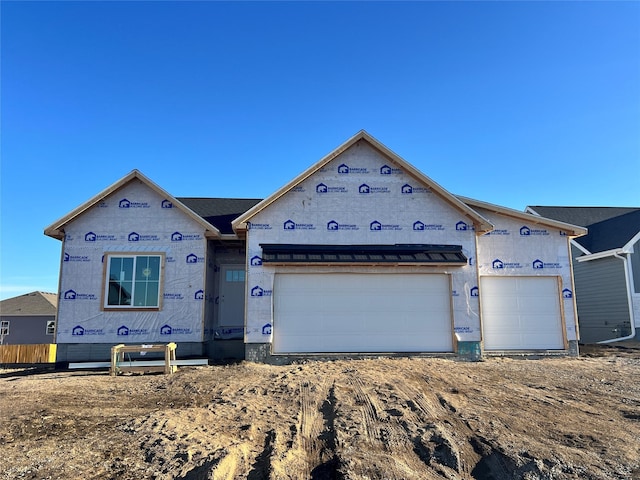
[574,256,631,343]
[0,315,55,345]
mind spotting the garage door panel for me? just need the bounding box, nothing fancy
[481,276,565,350]
[273,273,453,353]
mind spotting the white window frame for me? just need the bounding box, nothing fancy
[46,321,55,335]
[102,253,165,311]
[1,320,9,336]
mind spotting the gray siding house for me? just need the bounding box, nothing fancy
[46,131,587,363]
[526,207,640,343]
[0,292,57,345]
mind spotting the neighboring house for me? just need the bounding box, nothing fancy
[46,131,586,363]
[0,292,57,345]
[526,206,640,343]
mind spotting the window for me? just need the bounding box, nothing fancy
[104,254,163,309]
[0,320,9,336]
[225,269,245,282]
[46,321,55,335]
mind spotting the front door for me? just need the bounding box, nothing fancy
[218,265,246,332]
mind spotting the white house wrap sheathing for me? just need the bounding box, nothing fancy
[56,181,206,344]
[244,140,481,348]
[474,207,578,346]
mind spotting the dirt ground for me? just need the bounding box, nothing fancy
[1,344,639,480]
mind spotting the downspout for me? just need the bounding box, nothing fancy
[598,252,636,343]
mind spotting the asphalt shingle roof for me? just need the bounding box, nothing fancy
[177,197,263,234]
[0,292,57,316]
[528,206,639,227]
[528,206,640,253]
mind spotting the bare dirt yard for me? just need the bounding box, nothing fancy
[1,344,639,480]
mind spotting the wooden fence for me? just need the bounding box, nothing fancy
[0,344,57,364]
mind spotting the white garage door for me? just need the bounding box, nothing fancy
[480,276,565,350]
[273,273,453,353]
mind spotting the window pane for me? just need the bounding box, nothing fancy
[111,281,132,305]
[147,256,160,281]
[146,281,159,306]
[135,256,159,282]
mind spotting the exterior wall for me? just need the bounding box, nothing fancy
[56,180,207,348]
[0,315,54,345]
[573,256,631,343]
[475,208,578,344]
[244,140,480,349]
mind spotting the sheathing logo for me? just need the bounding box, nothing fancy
[63,289,97,300]
[492,259,522,269]
[370,221,402,231]
[186,254,205,264]
[163,293,184,300]
[316,183,348,193]
[380,164,402,175]
[532,259,562,269]
[520,226,549,236]
[171,231,202,241]
[247,222,272,230]
[327,220,359,231]
[71,325,104,336]
[401,184,430,194]
[160,324,193,335]
[117,325,149,336]
[413,221,444,231]
[119,198,150,209]
[64,253,90,262]
[337,163,369,174]
[84,232,117,242]
[128,232,160,242]
[283,220,315,230]
[250,285,273,297]
[455,221,474,231]
[358,184,390,194]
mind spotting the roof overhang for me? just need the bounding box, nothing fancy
[233,131,494,234]
[458,196,588,237]
[260,244,468,266]
[44,170,222,240]
[576,247,631,262]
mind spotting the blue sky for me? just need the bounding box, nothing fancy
[1,1,639,300]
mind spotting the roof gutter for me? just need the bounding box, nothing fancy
[597,252,636,344]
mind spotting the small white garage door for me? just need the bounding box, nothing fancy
[273,273,453,353]
[480,276,565,350]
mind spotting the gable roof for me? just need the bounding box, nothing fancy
[460,197,588,237]
[231,130,494,234]
[0,291,57,316]
[177,197,262,235]
[44,170,222,240]
[526,206,640,252]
